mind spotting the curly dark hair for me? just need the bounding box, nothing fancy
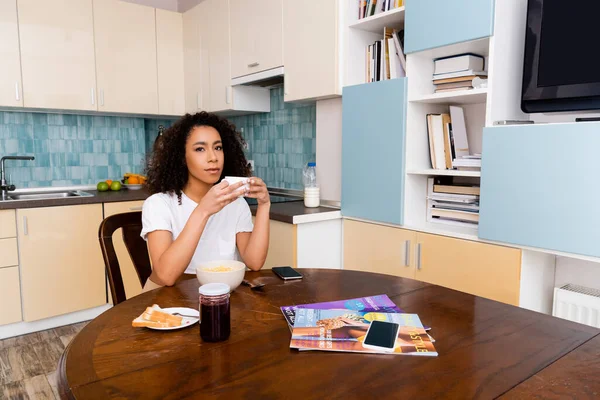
[145,112,250,203]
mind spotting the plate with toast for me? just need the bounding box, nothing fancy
[132,304,199,331]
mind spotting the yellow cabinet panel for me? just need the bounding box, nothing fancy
[18,0,97,111]
[343,220,417,279]
[0,238,18,268]
[253,217,296,269]
[230,0,283,78]
[182,1,209,113]
[416,233,522,305]
[283,0,339,101]
[0,267,22,325]
[93,0,158,114]
[0,0,23,107]
[18,204,106,321]
[0,210,16,238]
[156,9,185,116]
[104,201,145,300]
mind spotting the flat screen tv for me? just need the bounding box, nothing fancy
[521,1,600,113]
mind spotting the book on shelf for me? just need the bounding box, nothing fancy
[433,69,487,81]
[426,178,480,227]
[433,53,485,75]
[290,309,437,356]
[358,0,404,19]
[365,28,406,83]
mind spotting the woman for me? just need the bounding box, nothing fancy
[140,112,270,290]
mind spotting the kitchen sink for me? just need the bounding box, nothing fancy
[3,190,93,201]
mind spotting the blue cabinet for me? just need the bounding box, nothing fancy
[479,123,600,258]
[341,78,407,225]
[404,0,495,53]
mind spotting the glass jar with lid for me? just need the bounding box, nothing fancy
[198,283,231,342]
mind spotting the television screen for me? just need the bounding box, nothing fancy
[522,0,600,113]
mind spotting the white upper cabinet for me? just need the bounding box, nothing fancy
[18,0,97,111]
[93,0,158,115]
[283,0,340,102]
[206,0,231,112]
[0,0,23,107]
[183,2,209,113]
[229,0,283,78]
[156,9,185,116]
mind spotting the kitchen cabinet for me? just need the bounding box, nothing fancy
[342,79,407,225]
[0,238,18,268]
[282,0,340,102]
[0,0,23,107]
[156,9,185,116]
[343,219,416,279]
[404,0,495,53]
[0,267,22,325]
[0,210,16,238]
[92,0,158,115]
[229,0,283,78]
[17,204,106,322]
[182,1,209,113]
[18,0,97,111]
[254,218,296,269]
[104,200,145,300]
[415,232,521,306]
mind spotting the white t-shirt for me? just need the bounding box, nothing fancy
[140,192,254,274]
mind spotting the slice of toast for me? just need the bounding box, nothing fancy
[131,304,183,328]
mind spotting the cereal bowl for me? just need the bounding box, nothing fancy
[195,260,246,290]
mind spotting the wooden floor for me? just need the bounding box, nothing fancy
[0,322,88,400]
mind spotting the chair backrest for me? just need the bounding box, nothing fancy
[99,211,152,305]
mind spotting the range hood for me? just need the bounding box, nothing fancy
[231,66,284,88]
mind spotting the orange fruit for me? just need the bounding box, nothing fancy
[128,176,140,184]
[106,179,113,186]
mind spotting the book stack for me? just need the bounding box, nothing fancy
[359,0,404,19]
[366,28,405,83]
[281,295,437,356]
[426,105,481,171]
[432,53,488,93]
[427,177,480,227]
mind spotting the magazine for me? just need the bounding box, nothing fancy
[280,294,403,330]
[290,309,437,356]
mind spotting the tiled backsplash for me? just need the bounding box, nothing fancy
[0,112,148,188]
[0,87,315,190]
[229,86,316,189]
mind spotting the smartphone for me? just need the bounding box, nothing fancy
[272,266,303,280]
[362,320,400,352]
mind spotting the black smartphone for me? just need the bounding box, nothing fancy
[272,266,303,280]
[362,320,400,352]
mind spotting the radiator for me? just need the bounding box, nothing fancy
[552,284,600,328]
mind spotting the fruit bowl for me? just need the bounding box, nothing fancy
[123,184,144,190]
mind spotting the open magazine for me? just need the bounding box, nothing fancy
[280,294,403,330]
[290,309,437,356]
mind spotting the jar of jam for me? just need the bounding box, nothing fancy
[198,283,231,342]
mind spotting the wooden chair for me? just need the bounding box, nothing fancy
[99,211,152,305]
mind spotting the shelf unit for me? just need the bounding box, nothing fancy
[407,169,481,178]
[410,88,488,105]
[348,6,405,33]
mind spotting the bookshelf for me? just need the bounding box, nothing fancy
[410,88,488,105]
[407,169,481,178]
[348,6,405,33]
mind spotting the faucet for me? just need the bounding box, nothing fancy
[1,156,35,199]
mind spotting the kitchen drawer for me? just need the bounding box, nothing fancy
[0,210,16,238]
[0,238,18,268]
[0,266,22,325]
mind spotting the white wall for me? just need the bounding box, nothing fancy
[555,257,600,291]
[316,97,342,203]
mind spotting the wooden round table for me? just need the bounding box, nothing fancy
[57,269,599,399]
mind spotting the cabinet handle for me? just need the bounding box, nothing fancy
[91,88,95,105]
[225,86,231,105]
[404,240,410,267]
[100,89,104,106]
[248,62,259,68]
[23,216,28,236]
[416,243,422,270]
[129,206,142,211]
[15,82,20,101]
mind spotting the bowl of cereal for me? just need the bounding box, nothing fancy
[195,260,246,290]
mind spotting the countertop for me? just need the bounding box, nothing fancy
[0,188,341,224]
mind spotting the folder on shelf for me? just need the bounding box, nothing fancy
[448,106,469,159]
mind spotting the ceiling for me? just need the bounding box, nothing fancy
[120,0,202,13]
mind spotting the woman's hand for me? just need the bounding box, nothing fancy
[197,180,246,217]
[246,177,270,205]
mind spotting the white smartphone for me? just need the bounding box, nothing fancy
[362,320,400,352]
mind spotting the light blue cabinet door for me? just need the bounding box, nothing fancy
[479,123,600,258]
[404,0,495,53]
[342,79,407,225]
